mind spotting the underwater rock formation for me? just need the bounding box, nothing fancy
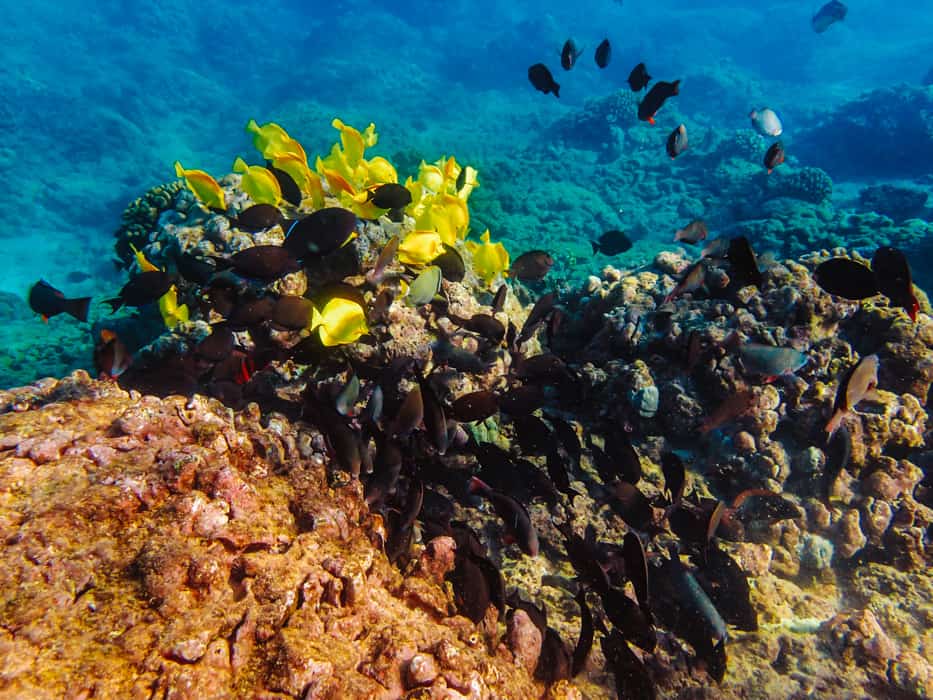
[765,166,833,205]
[795,84,933,178]
[7,111,933,700]
[0,374,551,699]
[114,181,184,265]
[858,184,929,223]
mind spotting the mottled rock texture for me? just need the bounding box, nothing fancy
[0,372,546,699]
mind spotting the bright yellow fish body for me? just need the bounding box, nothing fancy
[309,297,368,347]
[398,230,445,266]
[174,161,226,211]
[465,229,510,286]
[158,285,189,330]
[233,157,282,206]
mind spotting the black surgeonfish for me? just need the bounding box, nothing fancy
[571,588,594,677]
[528,63,560,98]
[601,629,657,700]
[813,258,878,300]
[591,230,632,256]
[284,207,357,259]
[218,246,300,281]
[594,38,611,68]
[268,164,302,206]
[638,80,680,124]
[812,0,847,33]
[727,236,762,288]
[433,244,466,283]
[233,203,282,232]
[872,246,920,321]
[561,39,583,70]
[469,476,539,556]
[628,62,652,91]
[366,183,412,209]
[106,271,174,311]
[510,250,554,281]
[28,280,91,322]
[175,252,216,285]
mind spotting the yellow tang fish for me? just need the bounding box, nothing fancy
[309,297,368,347]
[130,244,160,273]
[271,152,324,208]
[244,119,307,161]
[398,230,445,266]
[465,229,510,285]
[174,161,226,211]
[158,285,189,330]
[233,157,282,206]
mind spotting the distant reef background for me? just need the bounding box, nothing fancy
[2,0,932,387]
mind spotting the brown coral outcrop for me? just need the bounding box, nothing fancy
[0,372,549,699]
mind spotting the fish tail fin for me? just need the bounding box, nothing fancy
[648,116,656,125]
[591,241,600,255]
[468,476,491,495]
[66,296,92,323]
[825,411,843,437]
[767,168,773,175]
[233,156,249,174]
[104,297,123,314]
[553,83,561,98]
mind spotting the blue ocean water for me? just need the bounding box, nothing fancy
[1,0,931,381]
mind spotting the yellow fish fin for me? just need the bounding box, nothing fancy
[130,244,161,273]
[174,161,226,210]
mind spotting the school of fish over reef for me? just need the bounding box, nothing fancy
[2,2,933,699]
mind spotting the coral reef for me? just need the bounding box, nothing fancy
[114,181,184,265]
[0,374,549,699]
[3,228,932,698]
[858,184,929,223]
[795,84,933,178]
[766,166,833,205]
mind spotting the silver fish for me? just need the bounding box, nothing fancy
[749,108,783,137]
[407,265,442,306]
[739,343,807,378]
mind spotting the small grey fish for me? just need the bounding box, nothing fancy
[407,266,442,306]
[335,373,360,416]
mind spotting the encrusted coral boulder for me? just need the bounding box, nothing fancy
[0,372,550,699]
[858,184,929,222]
